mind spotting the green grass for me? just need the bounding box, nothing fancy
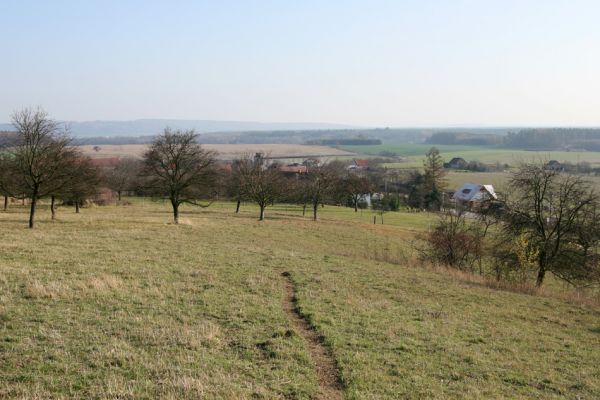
[1,201,599,398]
[340,144,600,168]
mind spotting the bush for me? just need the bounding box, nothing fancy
[420,211,483,271]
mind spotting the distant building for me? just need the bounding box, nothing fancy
[444,157,468,169]
[347,159,369,170]
[302,158,321,168]
[453,183,497,208]
[279,163,308,175]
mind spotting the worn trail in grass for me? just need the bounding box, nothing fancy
[281,272,343,400]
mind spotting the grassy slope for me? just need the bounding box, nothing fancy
[1,202,599,399]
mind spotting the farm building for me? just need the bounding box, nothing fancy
[279,163,308,175]
[453,183,497,208]
[347,159,369,170]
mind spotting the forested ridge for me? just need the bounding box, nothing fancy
[427,128,600,150]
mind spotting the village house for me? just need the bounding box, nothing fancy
[452,183,497,208]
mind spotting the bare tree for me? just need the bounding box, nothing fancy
[226,159,247,213]
[106,158,141,201]
[142,128,217,224]
[301,163,341,221]
[63,155,102,214]
[8,108,75,228]
[235,154,285,221]
[340,172,373,212]
[421,209,484,270]
[0,154,17,211]
[501,164,600,286]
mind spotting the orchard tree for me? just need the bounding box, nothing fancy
[106,158,141,201]
[142,128,217,224]
[340,172,372,212]
[303,163,342,220]
[227,159,248,213]
[235,154,285,221]
[501,164,600,286]
[9,108,75,228]
[0,154,18,211]
[63,155,102,214]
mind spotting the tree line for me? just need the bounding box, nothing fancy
[427,128,600,151]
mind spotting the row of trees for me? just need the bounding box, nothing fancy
[0,109,382,227]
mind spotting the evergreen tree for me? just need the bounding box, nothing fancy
[423,147,447,210]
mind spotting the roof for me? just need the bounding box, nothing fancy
[354,159,369,167]
[449,157,467,163]
[453,183,497,202]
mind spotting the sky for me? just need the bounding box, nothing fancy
[1,0,600,126]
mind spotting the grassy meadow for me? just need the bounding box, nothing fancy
[1,201,600,399]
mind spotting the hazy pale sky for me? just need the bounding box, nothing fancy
[1,0,599,126]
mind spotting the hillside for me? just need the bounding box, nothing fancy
[0,202,599,399]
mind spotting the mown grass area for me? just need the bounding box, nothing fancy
[340,144,600,168]
[1,201,599,399]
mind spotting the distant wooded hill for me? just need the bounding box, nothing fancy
[0,119,356,137]
[427,129,600,151]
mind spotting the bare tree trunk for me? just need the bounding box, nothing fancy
[172,200,179,224]
[117,190,122,201]
[259,204,265,221]
[313,202,318,221]
[29,187,38,229]
[75,199,80,214]
[235,198,241,213]
[3,195,7,211]
[381,213,384,224]
[536,256,546,287]
[51,195,56,220]
[302,203,307,217]
[354,198,358,212]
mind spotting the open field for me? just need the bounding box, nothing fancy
[341,144,600,168]
[79,144,355,160]
[1,202,600,398]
